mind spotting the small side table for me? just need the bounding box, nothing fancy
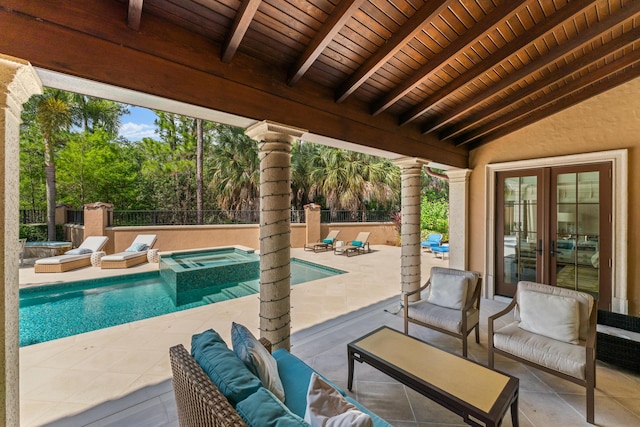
[147,248,160,263]
[91,251,106,267]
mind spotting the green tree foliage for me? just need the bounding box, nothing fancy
[208,125,259,211]
[56,130,140,207]
[138,112,216,211]
[308,146,400,212]
[19,91,449,228]
[418,169,449,238]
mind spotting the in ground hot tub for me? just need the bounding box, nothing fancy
[24,241,72,258]
[159,246,260,305]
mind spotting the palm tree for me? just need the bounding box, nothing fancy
[34,90,73,240]
[309,146,399,215]
[208,125,260,219]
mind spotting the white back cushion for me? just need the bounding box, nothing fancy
[427,273,468,310]
[518,290,580,344]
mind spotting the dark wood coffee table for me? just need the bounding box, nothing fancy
[348,327,519,427]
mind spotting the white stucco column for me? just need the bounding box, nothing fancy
[394,158,429,303]
[0,54,42,426]
[446,169,472,270]
[246,121,306,351]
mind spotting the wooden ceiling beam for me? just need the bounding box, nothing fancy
[466,64,640,150]
[288,0,366,86]
[221,0,261,63]
[127,0,143,31]
[398,0,594,126]
[439,32,640,140]
[425,3,640,135]
[0,1,469,168]
[334,0,450,103]
[371,1,525,116]
[456,53,640,146]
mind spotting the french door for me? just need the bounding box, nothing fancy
[495,163,612,310]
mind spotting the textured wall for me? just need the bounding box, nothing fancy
[469,75,640,314]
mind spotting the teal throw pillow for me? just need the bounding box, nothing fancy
[352,240,363,247]
[65,248,93,255]
[191,329,262,406]
[236,387,307,427]
[231,322,285,402]
[323,238,334,244]
[125,242,149,252]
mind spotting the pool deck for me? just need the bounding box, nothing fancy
[18,247,640,426]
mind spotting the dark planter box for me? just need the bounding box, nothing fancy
[597,310,640,373]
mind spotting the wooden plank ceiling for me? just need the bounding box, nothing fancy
[2,0,640,160]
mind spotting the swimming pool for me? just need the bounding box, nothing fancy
[19,258,344,347]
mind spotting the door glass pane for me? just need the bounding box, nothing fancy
[557,173,576,203]
[554,171,600,296]
[502,175,538,287]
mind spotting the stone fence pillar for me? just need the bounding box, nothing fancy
[83,202,113,238]
[304,203,321,245]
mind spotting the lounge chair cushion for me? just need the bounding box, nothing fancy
[323,238,334,244]
[191,329,262,406]
[100,251,147,261]
[65,248,93,255]
[125,242,149,252]
[231,322,285,402]
[427,272,468,310]
[493,322,587,380]
[304,373,372,427]
[35,254,91,264]
[351,240,363,247]
[519,290,580,344]
[273,349,345,418]
[236,387,306,427]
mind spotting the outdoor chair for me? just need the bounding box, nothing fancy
[34,236,109,273]
[488,281,596,424]
[100,234,157,269]
[334,231,370,257]
[420,233,443,251]
[304,229,340,253]
[404,267,481,357]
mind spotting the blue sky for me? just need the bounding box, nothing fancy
[118,106,158,141]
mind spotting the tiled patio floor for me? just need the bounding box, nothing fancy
[19,247,640,426]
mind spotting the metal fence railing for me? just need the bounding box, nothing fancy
[108,210,310,227]
[21,208,394,227]
[66,210,84,225]
[320,210,393,223]
[19,209,47,224]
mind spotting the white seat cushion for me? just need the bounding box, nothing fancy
[493,322,587,380]
[35,254,91,265]
[101,251,146,261]
[407,301,479,334]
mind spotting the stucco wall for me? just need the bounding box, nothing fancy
[468,75,640,315]
[97,222,397,253]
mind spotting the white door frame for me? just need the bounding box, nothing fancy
[484,149,628,314]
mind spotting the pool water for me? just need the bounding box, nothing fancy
[19,259,344,347]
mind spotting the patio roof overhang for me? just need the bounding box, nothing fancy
[2,0,639,168]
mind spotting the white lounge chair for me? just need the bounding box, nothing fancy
[34,236,109,273]
[100,234,157,269]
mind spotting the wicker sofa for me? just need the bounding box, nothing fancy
[170,332,392,427]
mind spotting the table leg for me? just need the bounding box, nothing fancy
[510,392,519,427]
[348,349,354,391]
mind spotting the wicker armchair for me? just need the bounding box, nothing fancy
[169,338,272,427]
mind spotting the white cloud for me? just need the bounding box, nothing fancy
[119,122,158,141]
